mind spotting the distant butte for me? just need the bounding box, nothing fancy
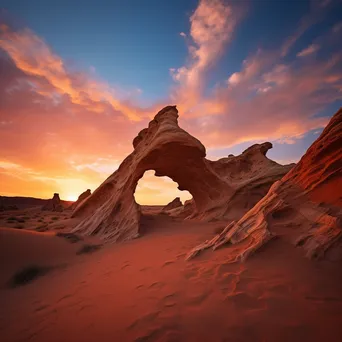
[42,193,63,212]
[71,105,293,242]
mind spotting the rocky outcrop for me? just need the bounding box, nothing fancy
[162,197,183,213]
[72,106,293,242]
[42,193,63,212]
[187,108,342,261]
[70,189,91,211]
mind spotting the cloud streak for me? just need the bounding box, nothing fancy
[170,0,243,113]
[0,25,150,121]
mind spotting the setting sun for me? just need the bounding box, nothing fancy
[66,195,78,202]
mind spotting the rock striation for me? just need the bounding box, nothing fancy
[42,193,63,212]
[72,106,293,242]
[70,189,92,211]
[162,197,183,213]
[187,108,342,261]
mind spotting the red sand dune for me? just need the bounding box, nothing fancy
[1,216,342,342]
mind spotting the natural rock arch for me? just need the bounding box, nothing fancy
[134,170,191,206]
[72,106,293,242]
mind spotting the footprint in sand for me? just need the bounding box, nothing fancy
[162,260,175,267]
[148,281,165,290]
[161,293,178,308]
[139,267,151,272]
[57,293,73,303]
[127,311,160,331]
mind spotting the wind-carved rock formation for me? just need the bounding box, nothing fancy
[70,189,92,211]
[42,193,63,212]
[72,106,293,242]
[162,197,183,213]
[187,108,342,261]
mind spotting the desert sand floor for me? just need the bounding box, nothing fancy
[1,212,342,342]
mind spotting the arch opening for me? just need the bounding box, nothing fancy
[134,170,192,207]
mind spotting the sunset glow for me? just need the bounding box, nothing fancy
[0,0,341,203]
[66,195,78,202]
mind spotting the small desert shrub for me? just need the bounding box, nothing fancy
[22,216,30,220]
[56,232,82,243]
[38,219,43,222]
[9,265,52,288]
[77,244,102,255]
[51,217,59,221]
[17,219,25,223]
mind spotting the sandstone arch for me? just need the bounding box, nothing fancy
[72,106,293,242]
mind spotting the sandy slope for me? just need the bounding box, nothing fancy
[1,214,342,342]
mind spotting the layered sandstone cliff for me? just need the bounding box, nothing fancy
[187,108,342,261]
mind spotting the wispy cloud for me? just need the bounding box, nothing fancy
[0,25,149,121]
[181,15,342,149]
[280,0,337,57]
[170,0,244,113]
[297,44,320,57]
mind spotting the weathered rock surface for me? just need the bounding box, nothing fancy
[72,106,293,242]
[187,108,342,261]
[42,193,63,212]
[70,189,92,211]
[162,197,183,213]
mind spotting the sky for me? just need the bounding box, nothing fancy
[0,0,341,204]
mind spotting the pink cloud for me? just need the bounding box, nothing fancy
[170,0,244,112]
[0,26,151,121]
[180,24,342,149]
[297,44,320,57]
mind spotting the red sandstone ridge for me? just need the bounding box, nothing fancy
[42,193,63,212]
[187,108,342,261]
[162,197,183,213]
[70,189,92,211]
[71,106,293,242]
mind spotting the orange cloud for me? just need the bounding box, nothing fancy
[0,27,150,121]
